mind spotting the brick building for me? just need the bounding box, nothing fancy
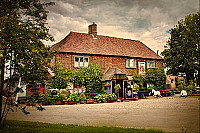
[51,23,163,98]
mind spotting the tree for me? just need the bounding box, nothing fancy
[67,63,105,93]
[0,0,55,128]
[132,72,145,87]
[48,63,68,90]
[161,12,200,85]
[145,68,166,90]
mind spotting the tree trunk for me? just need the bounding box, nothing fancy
[0,57,5,128]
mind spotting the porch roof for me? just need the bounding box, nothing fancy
[102,68,127,81]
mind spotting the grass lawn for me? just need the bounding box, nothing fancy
[0,120,165,133]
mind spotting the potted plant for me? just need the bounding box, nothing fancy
[41,94,51,105]
[94,94,107,103]
[25,95,37,106]
[55,92,66,105]
[79,93,86,104]
[67,93,79,105]
[115,84,121,98]
[107,93,117,103]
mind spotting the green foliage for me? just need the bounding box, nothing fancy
[147,86,157,90]
[0,0,56,90]
[67,63,105,93]
[54,92,67,102]
[133,83,139,92]
[79,93,86,101]
[161,12,200,84]
[186,80,196,94]
[40,93,52,104]
[94,94,107,103]
[48,63,68,90]
[67,93,79,102]
[132,72,145,87]
[1,120,165,133]
[114,84,121,95]
[145,68,166,90]
[176,80,186,91]
[0,0,56,127]
[107,93,117,101]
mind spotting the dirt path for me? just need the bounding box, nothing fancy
[7,96,199,133]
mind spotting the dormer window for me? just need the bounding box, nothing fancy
[126,58,136,68]
[74,56,89,68]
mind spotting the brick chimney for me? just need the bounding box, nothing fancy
[88,22,97,38]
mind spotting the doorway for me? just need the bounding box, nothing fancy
[116,79,123,98]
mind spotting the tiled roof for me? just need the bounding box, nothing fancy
[51,32,163,60]
[102,68,126,80]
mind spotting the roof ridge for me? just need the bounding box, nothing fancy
[71,31,138,42]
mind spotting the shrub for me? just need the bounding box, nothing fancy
[67,93,79,102]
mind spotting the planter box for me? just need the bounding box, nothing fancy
[86,99,94,104]
[55,101,65,105]
[68,101,78,105]
[107,100,114,103]
[25,102,36,106]
[42,102,50,106]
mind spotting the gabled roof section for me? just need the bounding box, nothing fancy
[102,68,126,81]
[51,32,163,60]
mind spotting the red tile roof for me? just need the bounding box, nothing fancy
[51,32,163,60]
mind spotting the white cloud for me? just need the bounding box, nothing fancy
[44,0,198,54]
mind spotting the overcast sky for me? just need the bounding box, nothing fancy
[43,0,199,54]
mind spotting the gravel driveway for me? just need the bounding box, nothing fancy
[7,96,199,133]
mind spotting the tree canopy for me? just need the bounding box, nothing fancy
[48,63,68,90]
[161,12,200,85]
[0,0,55,128]
[67,63,105,93]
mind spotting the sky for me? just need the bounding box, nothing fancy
[43,0,199,54]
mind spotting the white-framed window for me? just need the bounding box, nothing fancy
[147,60,156,68]
[126,58,136,68]
[74,56,89,68]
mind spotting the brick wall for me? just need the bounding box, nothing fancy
[53,53,163,76]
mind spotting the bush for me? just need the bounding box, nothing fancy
[107,93,117,101]
[94,94,107,103]
[79,93,86,101]
[67,93,79,102]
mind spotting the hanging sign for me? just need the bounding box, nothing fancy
[138,61,146,74]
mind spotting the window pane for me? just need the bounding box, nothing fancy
[74,57,79,67]
[84,57,89,67]
[80,57,84,67]
[130,59,134,67]
[148,60,155,68]
[126,59,129,68]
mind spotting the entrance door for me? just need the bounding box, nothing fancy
[116,80,123,98]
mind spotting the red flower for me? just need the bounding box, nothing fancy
[4,46,9,49]
[121,98,125,101]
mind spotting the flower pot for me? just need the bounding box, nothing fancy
[107,100,114,103]
[25,102,36,106]
[117,98,121,102]
[42,102,49,106]
[55,101,65,105]
[68,101,78,105]
[132,97,137,101]
[86,99,94,104]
